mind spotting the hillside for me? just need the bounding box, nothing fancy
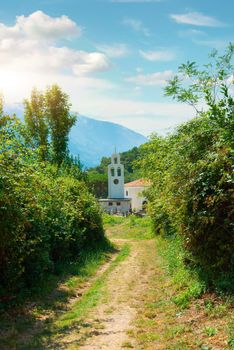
[68,116,147,168]
[7,108,148,168]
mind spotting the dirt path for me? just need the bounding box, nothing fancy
[1,217,232,350]
[63,238,157,350]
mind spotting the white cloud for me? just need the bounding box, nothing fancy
[96,43,130,57]
[170,12,223,27]
[193,38,233,49]
[1,63,195,137]
[123,18,150,36]
[16,10,81,39]
[179,29,205,36]
[0,11,196,136]
[136,67,143,73]
[81,98,194,136]
[0,68,116,110]
[0,10,81,42]
[139,49,175,61]
[126,70,174,86]
[0,11,111,75]
[1,64,195,137]
[72,51,111,75]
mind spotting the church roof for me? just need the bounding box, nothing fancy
[124,178,151,187]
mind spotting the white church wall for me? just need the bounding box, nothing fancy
[99,199,131,214]
[124,186,147,212]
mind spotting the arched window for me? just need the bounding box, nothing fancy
[114,157,118,164]
[117,167,121,176]
[111,168,115,176]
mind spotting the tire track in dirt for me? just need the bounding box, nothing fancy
[74,239,157,350]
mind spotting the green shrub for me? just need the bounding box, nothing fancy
[0,117,105,298]
[140,116,234,290]
[139,46,234,291]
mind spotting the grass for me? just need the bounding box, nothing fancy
[124,218,234,349]
[1,215,233,350]
[227,317,234,349]
[0,240,130,350]
[156,234,206,309]
[56,244,130,328]
[103,214,154,240]
[203,326,218,337]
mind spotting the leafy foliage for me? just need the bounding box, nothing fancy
[0,116,105,299]
[24,85,77,164]
[140,45,234,290]
[45,84,77,164]
[24,88,49,160]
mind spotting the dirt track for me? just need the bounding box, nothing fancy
[73,238,157,349]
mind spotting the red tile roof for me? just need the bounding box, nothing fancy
[124,178,151,187]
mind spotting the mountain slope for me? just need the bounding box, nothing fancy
[5,107,147,168]
[69,116,147,167]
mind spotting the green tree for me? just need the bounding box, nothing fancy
[0,117,106,298]
[165,43,234,147]
[45,84,77,164]
[139,45,234,290]
[24,88,49,160]
[0,92,3,117]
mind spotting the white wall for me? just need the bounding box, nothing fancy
[99,199,131,214]
[124,186,147,211]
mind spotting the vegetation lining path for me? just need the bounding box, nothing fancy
[0,216,233,349]
[75,217,233,350]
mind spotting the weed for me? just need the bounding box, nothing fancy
[168,340,190,349]
[203,326,217,337]
[122,340,134,348]
[156,235,205,309]
[227,317,234,349]
[200,345,213,350]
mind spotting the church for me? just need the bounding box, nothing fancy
[98,152,149,215]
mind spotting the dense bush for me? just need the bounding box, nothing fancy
[139,46,234,290]
[0,117,105,297]
[141,118,234,290]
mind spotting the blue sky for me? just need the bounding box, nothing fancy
[0,0,233,135]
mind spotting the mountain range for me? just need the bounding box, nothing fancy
[69,116,147,167]
[5,107,147,168]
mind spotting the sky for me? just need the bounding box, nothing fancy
[0,0,233,136]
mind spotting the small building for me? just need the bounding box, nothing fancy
[99,152,131,215]
[124,178,150,212]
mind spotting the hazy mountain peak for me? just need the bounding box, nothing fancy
[69,115,147,167]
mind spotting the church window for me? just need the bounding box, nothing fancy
[113,179,119,185]
[114,157,117,164]
[111,168,115,176]
[108,202,113,206]
[126,190,128,196]
[117,167,121,176]
[117,202,121,206]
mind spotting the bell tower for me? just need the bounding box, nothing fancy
[108,152,124,199]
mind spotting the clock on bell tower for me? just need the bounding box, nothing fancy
[108,152,124,199]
